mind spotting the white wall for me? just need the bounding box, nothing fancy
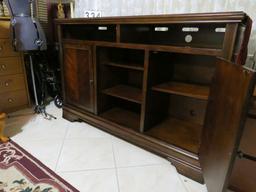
[75,0,256,58]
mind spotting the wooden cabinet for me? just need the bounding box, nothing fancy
[0,18,30,112]
[56,12,255,192]
[63,43,95,113]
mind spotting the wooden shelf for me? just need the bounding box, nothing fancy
[145,117,202,154]
[100,107,140,131]
[104,62,144,71]
[102,84,142,104]
[152,82,209,100]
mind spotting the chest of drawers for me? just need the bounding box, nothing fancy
[0,18,30,112]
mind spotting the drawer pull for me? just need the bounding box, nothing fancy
[5,82,9,87]
[1,64,6,70]
[8,98,14,103]
[0,45,3,52]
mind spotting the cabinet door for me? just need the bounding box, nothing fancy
[200,58,255,192]
[63,42,94,113]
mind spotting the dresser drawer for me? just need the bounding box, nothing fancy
[0,74,26,93]
[0,57,23,75]
[0,21,10,39]
[0,39,19,57]
[0,90,28,112]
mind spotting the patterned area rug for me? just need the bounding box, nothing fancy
[0,140,78,192]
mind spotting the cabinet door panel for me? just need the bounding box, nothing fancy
[63,43,94,112]
[200,58,255,192]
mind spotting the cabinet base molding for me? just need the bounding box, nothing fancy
[63,105,203,183]
[167,156,204,183]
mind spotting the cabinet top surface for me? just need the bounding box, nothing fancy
[55,11,249,24]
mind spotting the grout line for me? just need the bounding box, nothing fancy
[58,167,115,174]
[63,137,112,140]
[111,141,121,192]
[54,120,69,172]
[116,163,171,169]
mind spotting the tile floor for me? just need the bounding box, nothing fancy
[5,103,208,192]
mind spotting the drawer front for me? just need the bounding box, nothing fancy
[0,74,26,93]
[0,21,10,39]
[0,39,19,57]
[0,90,28,112]
[0,57,23,75]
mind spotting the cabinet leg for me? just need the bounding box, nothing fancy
[0,113,9,143]
[63,110,80,122]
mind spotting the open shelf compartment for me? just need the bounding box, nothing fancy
[100,107,141,131]
[120,23,226,49]
[62,24,116,42]
[99,96,142,131]
[97,46,144,131]
[98,46,145,71]
[141,51,214,154]
[102,84,142,104]
[145,116,202,153]
[152,81,209,100]
[104,62,144,71]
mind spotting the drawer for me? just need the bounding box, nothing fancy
[0,57,23,75]
[0,21,10,39]
[0,39,20,57]
[0,74,26,93]
[0,90,28,112]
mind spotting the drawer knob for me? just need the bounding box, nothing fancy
[0,45,3,51]
[8,98,13,103]
[1,64,6,70]
[5,82,9,87]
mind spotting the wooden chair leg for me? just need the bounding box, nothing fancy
[0,113,9,143]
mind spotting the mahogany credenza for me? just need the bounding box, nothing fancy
[56,12,256,192]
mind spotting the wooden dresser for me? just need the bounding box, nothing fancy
[0,18,30,112]
[56,12,255,192]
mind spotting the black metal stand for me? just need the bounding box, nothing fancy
[29,54,57,120]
